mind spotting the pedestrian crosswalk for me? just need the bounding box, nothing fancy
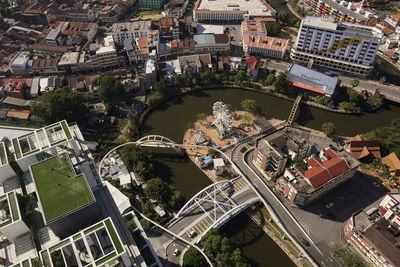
[190,217,213,236]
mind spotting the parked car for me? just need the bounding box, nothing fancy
[300,238,310,246]
[326,202,334,209]
[173,249,180,256]
[187,230,197,238]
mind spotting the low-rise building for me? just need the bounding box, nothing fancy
[57,52,80,73]
[345,135,381,160]
[243,34,288,59]
[193,33,230,53]
[48,3,97,22]
[241,20,268,36]
[385,14,400,28]
[145,50,157,89]
[110,20,153,44]
[381,152,400,179]
[193,0,276,23]
[165,0,188,18]
[1,78,31,99]
[286,63,339,97]
[251,126,359,206]
[344,193,400,266]
[98,3,127,23]
[9,52,30,75]
[89,36,125,70]
[42,21,98,46]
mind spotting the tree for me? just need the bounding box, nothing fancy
[235,70,248,82]
[292,157,308,170]
[183,247,207,267]
[154,81,166,95]
[264,22,282,37]
[199,70,211,85]
[147,92,163,106]
[274,72,289,94]
[263,74,276,86]
[173,74,186,88]
[31,87,87,123]
[120,145,154,180]
[168,190,186,211]
[321,122,336,137]
[346,87,361,103]
[351,79,360,88]
[240,99,260,114]
[195,113,208,121]
[97,75,124,105]
[314,95,329,105]
[367,93,383,108]
[331,244,365,267]
[339,101,356,111]
[144,178,171,204]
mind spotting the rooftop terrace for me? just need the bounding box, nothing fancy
[30,154,94,222]
[0,191,21,228]
[40,218,124,267]
[12,121,73,160]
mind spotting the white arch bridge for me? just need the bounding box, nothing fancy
[99,135,260,243]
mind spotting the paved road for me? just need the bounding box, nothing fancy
[264,59,400,103]
[230,143,339,267]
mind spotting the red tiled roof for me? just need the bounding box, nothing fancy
[305,167,332,188]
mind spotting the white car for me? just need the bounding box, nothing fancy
[173,249,180,256]
[326,202,334,209]
[187,230,196,238]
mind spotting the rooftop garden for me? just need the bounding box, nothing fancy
[0,191,20,228]
[30,154,94,222]
[0,142,7,166]
[42,218,124,267]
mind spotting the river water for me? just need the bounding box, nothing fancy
[142,88,400,266]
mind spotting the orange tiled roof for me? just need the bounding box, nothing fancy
[243,34,288,52]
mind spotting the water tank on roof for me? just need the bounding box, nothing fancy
[347,2,354,9]
[340,1,348,6]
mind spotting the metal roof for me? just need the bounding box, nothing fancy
[287,64,338,96]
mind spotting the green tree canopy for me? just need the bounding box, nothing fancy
[321,122,336,137]
[351,79,360,88]
[367,93,383,108]
[240,99,261,114]
[274,72,289,94]
[31,87,87,123]
[154,81,166,95]
[235,70,248,82]
[331,244,365,267]
[339,101,356,111]
[264,22,282,37]
[97,75,124,105]
[119,145,154,180]
[263,74,276,86]
[195,113,208,121]
[143,178,171,204]
[183,247,207,267]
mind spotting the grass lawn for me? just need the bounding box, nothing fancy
[31,154,94,222]
[136,10,161,16]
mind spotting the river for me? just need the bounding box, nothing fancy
[142,88,400,266]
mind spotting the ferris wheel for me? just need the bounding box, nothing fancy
[212,101,232,137]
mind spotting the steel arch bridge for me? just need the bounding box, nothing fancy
[171,178,258,241]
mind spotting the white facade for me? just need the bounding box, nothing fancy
[90,36,125,70]
[9,52,29,75]
[145,50,157,89]
[291,16,383,76]
[110,21,153,44]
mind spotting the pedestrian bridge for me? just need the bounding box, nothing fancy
[166,178,259,243]
[99,135,261,243]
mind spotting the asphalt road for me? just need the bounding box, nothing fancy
[231,142,339,267]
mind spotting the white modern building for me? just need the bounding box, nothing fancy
[291,16,383,76]
[9,52,30,75]
[90,36,125,70]
[110,20,153,44]
[193,0,276,23]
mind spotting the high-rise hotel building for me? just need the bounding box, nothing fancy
[291,16,383,76]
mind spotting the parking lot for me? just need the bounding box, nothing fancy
[288,171,387,248]
[224,25,243,57]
